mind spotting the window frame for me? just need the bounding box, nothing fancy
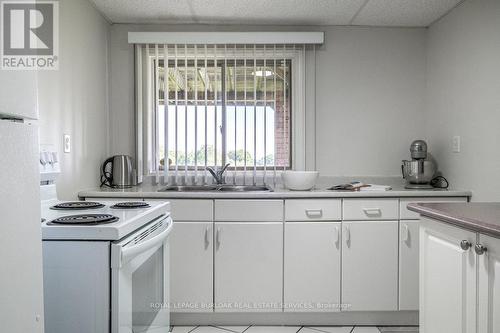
[135,45,306,180]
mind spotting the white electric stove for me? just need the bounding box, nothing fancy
[41,191,171,240]
[40,164,173,333]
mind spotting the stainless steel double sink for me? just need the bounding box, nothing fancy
[158,185,273,192]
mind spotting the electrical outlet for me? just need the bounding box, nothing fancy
[63,134,71,153]
[452,136,461,153]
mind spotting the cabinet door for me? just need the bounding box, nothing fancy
[342,221,398,311]
[420,218,476,333]
[478,234,500,333]
[170,222,213,312]
[284,222,341,312]
[399,220,419,310]
[215,222,282,312]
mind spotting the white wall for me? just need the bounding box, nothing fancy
[315,27,426,176]
[38,0,111,199]
[108,24,426,177]
[425,0,500,201]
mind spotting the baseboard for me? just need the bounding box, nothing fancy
[172,311,419,326]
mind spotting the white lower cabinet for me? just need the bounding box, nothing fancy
[342,221,398,311]
[170,222,214,312]
[214,222,283,312]
[478,234,500,333]
[420,218,476,333]
[284,222,341,312]
[399,220,419,310]
[93,195,472,320]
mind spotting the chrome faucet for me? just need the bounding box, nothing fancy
[206,163,230,185]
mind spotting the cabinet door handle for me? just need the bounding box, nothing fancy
[475,244,487,255]
[333,226,340,245]
[343,226,351,246]
[402,224,409,242]
[305,209,323,218]
[216,227,222,248]
[363,208,382,216]
[460,240,472,251]
[205,227,210,245]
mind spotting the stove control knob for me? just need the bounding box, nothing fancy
[40,152,47,166]
[46,152,54,165]
[51,151,59,163]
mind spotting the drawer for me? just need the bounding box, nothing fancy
[165,199,213,221]
[343,198,399,220]
[215,200,283,222]
[400,197,468,219]
[285,199,341,221]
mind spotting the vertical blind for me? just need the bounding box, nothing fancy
[135,43,303,186]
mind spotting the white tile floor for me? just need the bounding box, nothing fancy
[301,327,354,333]
[171,326,418,333]
[218,327,249,333]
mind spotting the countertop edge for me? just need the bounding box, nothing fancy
[408,203,500,238]
[79,189,472,199]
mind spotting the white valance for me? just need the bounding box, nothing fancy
[128,32,324,45]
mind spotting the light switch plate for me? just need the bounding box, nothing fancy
[63,134,71,153]
[452,135,461,153]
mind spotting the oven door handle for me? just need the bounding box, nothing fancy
[119,218,173,266]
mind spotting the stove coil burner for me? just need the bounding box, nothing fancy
[49,214,119,225]
[50,201,105,210]
[111,202,150,209]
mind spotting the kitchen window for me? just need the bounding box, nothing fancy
[135,43,307,184]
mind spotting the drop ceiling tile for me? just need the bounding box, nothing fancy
[89,0,366,25]
[352,0,462,26]
[89,0,191,23]
[188,0,367,25]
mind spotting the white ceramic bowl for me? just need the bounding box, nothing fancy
[281,171,319,191]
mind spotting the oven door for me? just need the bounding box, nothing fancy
[111,215,173,333]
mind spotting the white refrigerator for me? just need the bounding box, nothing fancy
[0,70,45,332]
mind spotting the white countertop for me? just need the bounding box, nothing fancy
[79,177,471,199]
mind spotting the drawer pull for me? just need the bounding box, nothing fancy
[305,209,323,218]
[306,209,323,218]
[475,244,487,255]
[460,240,471,251]
[362,208,382,216]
